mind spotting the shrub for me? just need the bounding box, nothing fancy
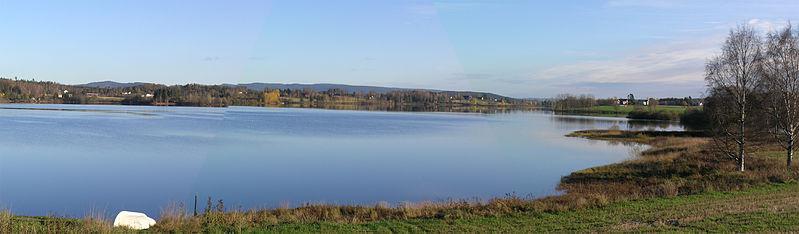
[680,109,710,130]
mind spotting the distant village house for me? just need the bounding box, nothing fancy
[617,94,703,106]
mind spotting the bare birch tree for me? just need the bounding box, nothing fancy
[761,24,799,170]
[705,25,764,172]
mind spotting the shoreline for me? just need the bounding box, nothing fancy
[0,102,538,114]
[7,129,797,232]
[547,105,701,123]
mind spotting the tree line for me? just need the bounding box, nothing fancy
[0,78,535,108]
[546,94,620,110]
[547,94,701,111]
[705,24,799,172]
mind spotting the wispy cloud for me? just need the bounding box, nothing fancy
[523,18,795,97]
[537,37,718,84]
[746,18,789,33]
[678,18,791,34]
[526,34,724,97]
[202,56,220,62]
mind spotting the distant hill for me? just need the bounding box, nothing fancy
[79,81,518,100]
[81,81,411,94]
[224,83,415,94]
[226,83,515,100]
[79,81,152,88]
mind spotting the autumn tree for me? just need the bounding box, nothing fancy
[705,25,765,172]
[647,97,659,112]
[761,24,799,170]
[263,89,281,106]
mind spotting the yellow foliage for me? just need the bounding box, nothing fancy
[263,90,281,106]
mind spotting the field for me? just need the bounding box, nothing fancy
[228,183,799,232]
[556,105,699,121]
[588,105,692,114]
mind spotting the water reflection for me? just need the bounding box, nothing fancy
[549,115,684,131]
[280,103,538,114]
[0,104,668,218]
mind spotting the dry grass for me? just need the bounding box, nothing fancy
[563,130,792,200]
[0,210,11,232]
[80,208,114,233]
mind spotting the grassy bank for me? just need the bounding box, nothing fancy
[6,183,799,232]
[567,129,710,142]
[556,105,696,121]
[3,129,796,232]
[165,183,799,232]
[589,105,691,114]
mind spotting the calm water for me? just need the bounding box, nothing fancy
[0,104,681,217]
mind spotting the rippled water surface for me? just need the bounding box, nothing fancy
[0,104,682,217]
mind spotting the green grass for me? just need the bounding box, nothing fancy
[560,105,694,117]
[202,183,799,232]
[554,105,699,121]
[590,105,691,113]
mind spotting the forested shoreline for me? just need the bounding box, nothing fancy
[0,78,536,110]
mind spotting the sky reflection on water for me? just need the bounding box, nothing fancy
[0,104,680,217]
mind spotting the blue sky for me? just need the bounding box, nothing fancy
[1,0,798,98]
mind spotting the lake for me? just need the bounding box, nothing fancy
[0,104,682,217]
